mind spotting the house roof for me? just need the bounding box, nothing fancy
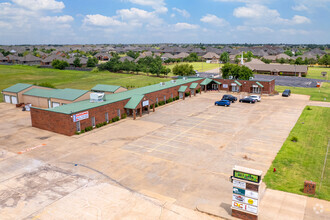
[202,52,220,59]
[20,54,42,62]
[124,95,145,109]
[119,56,134,62]
[200,78,213,86]
[245,63,308,73]
[91,84,121,93]
[174,52,190,59]
[3,83,33,93]
[40,78,202,115]
[178,86,188,93]
[246,58,265,64]
[23,88,89,101]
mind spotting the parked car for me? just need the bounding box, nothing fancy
[239,97,256,103]
[215,100,231,107]
[282,89,291,97]
[222,94,237,103]
[249,95,261,102]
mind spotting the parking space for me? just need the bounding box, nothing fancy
[254,74,330,87]
[0,93,311,219]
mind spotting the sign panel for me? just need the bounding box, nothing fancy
[234,170,260,183]
[73,111,89,122]
[246,205,258,214]
[232,201,246,211]
[223,84,228,88]
[233,195,258,206]
[245,189,259,199]
[142,100,149,107]
[233,187,245,196]
[233,194,244,203]
[233,179,246,189]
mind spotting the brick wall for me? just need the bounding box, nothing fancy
[213,79,275,94]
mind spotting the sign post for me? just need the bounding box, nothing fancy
[231,166,262,220]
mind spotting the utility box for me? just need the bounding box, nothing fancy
[231,166,262,220]
[304,181,316,195]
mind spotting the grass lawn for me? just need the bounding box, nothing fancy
[276,83,330,102]
[306,67,330,80]
[263,106,330,201]
[166,62,222,72]
[0,65,170,102]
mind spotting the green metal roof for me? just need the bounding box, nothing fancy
[3,83,33,93]
[125,95,144,109]
[23,88,89,101]
[214,80,222,85]
[235,80,242,86]
[189,83,199,89]
[256,82,264,88]
[200,78,213,86]
[178,86,188,93]
[39,78,202,115]
[91,84,121,93]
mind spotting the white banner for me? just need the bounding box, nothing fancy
[223,84,228,88]
[246,204,258,214]
[142,100,149,107]
[245,190,259,199]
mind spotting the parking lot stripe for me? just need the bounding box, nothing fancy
[126,143,178,156]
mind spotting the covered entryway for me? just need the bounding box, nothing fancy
[125,95,155,120]
[178,86,189,100]
[189,83,201,96]
[230,80,242,92]
[251,82,264,94]
[200,78,222,92]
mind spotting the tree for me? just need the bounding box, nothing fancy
[221,63,253,80]
[51,60,69,70]
[73,58,82,67]
[220,52,229,63]
[127,50,140,59]
[172,64,195,76]
[319,54,330,67]
[184,53,199,62]
[261,58,271,64]
[284,50,293,57]
[295,57,304,65]
[87,57,98,67]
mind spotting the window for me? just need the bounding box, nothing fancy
[171,94,173,98]
[76,122,81,132]
[92,117,95,127]
[156,98,158,104]
[164,95,166,101]
[105,113,109,122]
[117,109,121,117]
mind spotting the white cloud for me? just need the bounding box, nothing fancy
[83,14,124,26]
[200,14,228,26]
[236,25,274,33]
[174,22,199,30]
[292,0,330,12]
[233,4,311,25]
[40,15,74,23]
[213,0,271,3]
[12,0,65,11]
[117,8,163,26]
[125,0,167,13]
[172,8,190,18]
[292,4,308,11]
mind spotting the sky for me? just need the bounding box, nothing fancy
[0,0,329,45]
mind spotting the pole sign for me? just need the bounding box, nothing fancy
[73,111,89,122]
[231,166,262,218]
[233,170,260,183]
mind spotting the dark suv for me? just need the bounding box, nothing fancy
[221,94,237,103]
[282,89,291,97]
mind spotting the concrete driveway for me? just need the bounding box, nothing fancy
[0,92,326,219]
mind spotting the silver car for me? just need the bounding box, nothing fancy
[249,95,261,102]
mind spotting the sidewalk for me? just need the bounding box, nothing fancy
[307,101,330,108]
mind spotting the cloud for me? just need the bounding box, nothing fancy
[292,0,330,11]
[125,0,167,13]
[40,15,74,23]
[83,14,124,26]
[174,22,199,30]
[233,4,311,25]
[172,7,190,18]
[292,4,308,11]
[213,0,271,3]
[200,14,228,26]
[12,0,65,11]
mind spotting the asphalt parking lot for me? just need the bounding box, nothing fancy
[0,92,311,219]
[254,74,329,87]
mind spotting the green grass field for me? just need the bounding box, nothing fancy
[263,106,330,201]
[0,65,170,102]
[166,62,222,72]
[276,83,330,102]
[306,67,330,80]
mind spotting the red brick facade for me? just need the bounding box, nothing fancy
[30,78,274,136]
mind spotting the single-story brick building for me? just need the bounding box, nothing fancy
[26,77,275,136]
[244,63,308,77]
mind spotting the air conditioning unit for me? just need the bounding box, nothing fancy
[183,77,187,80]
[160,82,165,86]
[249,77,254,80]
[229,76,233,79]
[171,80,176,83]
[90,93,105,103]
[211,75,214,78]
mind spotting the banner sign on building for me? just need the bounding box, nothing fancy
[223,84,228,88]
[233,170,260,183]
[73,111,89,122]
[142,100,149,107]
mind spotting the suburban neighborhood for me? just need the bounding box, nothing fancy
[0,0,329,220]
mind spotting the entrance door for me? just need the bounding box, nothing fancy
[76,122,81,132]
[4,95,11,103]
[252,87,261,94]
[179,92,184,99]
[212,84,218,90]
[11,96,18,104]
[232,85,238,92]
[92,117,96,127]
[191,89,195,96]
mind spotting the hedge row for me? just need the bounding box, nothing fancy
[150,96,180,108]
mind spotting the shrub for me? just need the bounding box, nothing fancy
[196,89,200,93]
[291,136,298,142]
[185,92,190,97]
[80,130,85,134]
[75,131,80,135]
[307,106,312,110]
[91,67,99,73]
[150,104,154,109]
[167,98,173,103]
[155,103,159,108]
[84,126,93,132]
[103,122,107,126]
[35,82,56,88]
[175,96,179,100]
[51,60,69,70]
[112,116,120,122]
[121,113,127,119]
